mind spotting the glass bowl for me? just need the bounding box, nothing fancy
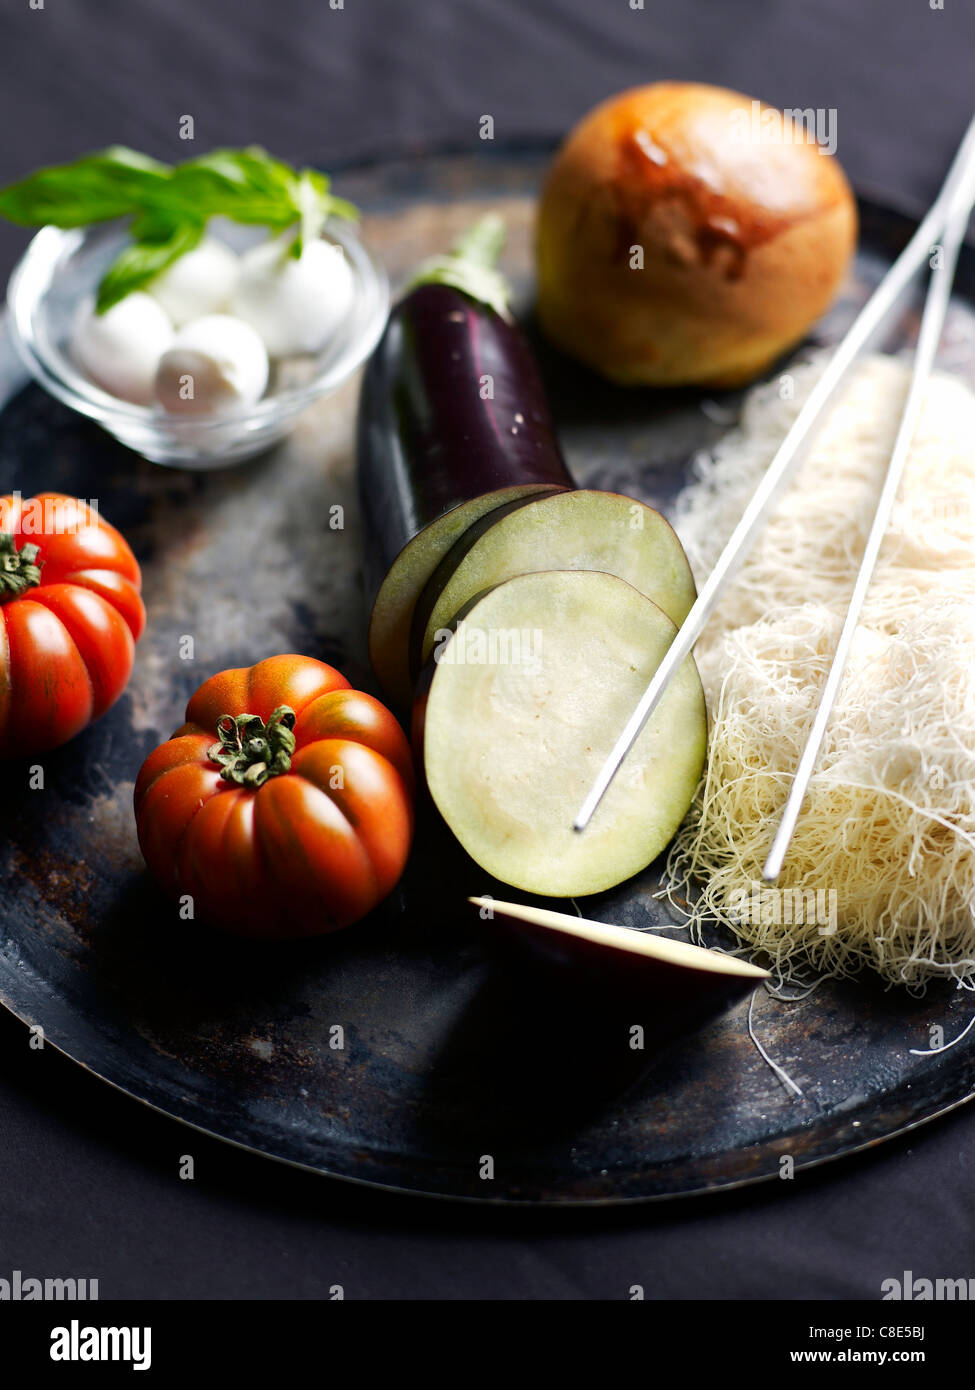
[5,217,389,468]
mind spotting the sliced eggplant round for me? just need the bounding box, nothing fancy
[418,569,707,897]
[410,488,697,675]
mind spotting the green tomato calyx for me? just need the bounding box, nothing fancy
[0,533,43,602]
[209,704,297,788]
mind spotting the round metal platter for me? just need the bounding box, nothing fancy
[1,148,974,1205]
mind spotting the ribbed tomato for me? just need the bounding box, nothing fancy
[134,655,415,938]
[0,492,145,757]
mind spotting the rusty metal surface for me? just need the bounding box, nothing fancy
[1,149,974,1204]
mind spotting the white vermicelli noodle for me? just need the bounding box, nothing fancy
[667,354,975,988]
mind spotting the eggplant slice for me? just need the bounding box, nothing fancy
[470,896,768,1023]
[410,488,698,675]
[418,569,708,897]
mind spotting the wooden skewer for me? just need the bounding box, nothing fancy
[573,115,975,835]
[762,132,975,881]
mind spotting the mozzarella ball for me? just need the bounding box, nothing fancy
[71,292,174,405]
[231,237,355,356]
[148,238,240,327]
[154,313,269,415]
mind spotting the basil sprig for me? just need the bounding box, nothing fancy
[0,145,358,312]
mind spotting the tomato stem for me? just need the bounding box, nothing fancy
[0,533,42,602]
[208,704,297,788]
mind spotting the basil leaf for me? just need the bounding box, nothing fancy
[95,219,204,313]
[171,148,295,224]
[0,143,360,313]
[173,147,357,248]
[289,168,358,256]
[0,147,172,228]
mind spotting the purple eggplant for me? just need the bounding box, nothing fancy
[357,216,572,707]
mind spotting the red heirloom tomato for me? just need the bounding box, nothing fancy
[0,492,145,756]
[134,655,415,938]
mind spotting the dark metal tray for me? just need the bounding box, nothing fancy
[1,148,973,1204]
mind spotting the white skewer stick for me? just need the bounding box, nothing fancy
[573,115,975,835]
[762,135,975,881]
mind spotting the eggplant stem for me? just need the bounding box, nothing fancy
[450,214,506,271]
[406,213,511,319]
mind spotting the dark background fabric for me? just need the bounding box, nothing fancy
[1,0,974,1299]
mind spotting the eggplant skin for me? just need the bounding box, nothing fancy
[357,282,573,613]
